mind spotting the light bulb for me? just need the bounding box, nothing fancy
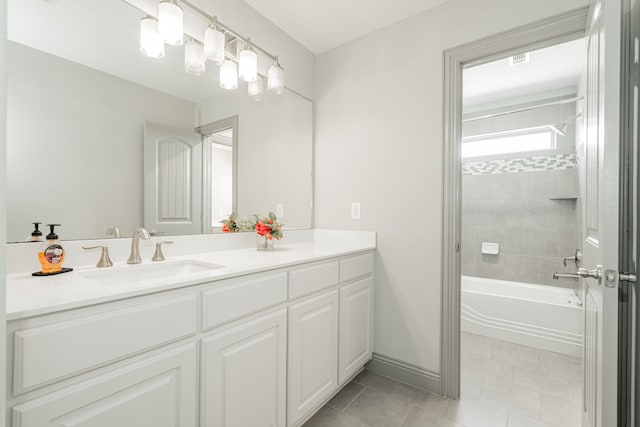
[220,59,238,89]
[204,25,225,65]
[248,75,264,101]
[267,57,284,94]
[158,0,183,46]
[184,39,205,75]
[140,17,165,58]
[238,41,258,82]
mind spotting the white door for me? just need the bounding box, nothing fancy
[200,309,287,427]
[11,343,197,427]
[581,0,622,426]
[339,277,373,384]
[287,290,339,427]
[144,122,202,235]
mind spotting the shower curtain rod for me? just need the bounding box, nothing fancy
[462,96,584,123]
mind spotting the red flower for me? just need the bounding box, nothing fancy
[255,222,270,236]
[222,224,230,233]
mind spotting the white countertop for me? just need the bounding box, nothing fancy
[6,230,376,321]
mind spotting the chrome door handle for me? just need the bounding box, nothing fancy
[578,266,603,280]
[553,266,602,281]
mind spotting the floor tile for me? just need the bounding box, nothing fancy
[481,384,541,417]
[354,370,401,395]
[540,394,581,427]
[303,406,371,427]
[507,411,560,427]
[401,406,467,427]
[342,387,412,427]
[328,381,365,411]
[441,397,509,427]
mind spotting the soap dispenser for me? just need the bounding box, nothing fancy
[34,224,73,276]
[26,222,43,242]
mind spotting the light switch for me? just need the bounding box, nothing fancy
[351,202,361,220]
[276,203,284,219]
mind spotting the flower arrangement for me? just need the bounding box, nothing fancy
[220,214,260,233]
[255,212,284,241]
[219,213,240,233]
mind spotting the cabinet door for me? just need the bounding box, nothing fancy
[201,309,287,427]
[11,343,197,427]
[287,290,339,426]
[339,277,374,384]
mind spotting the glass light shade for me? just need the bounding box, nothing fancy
[267,61,284,94]
[184,39,205,75]
[140,17,165,58]
[158,1,183,46]
[238,48,258,82]
[219,59,238,89]
[248,75,264,101]
[204,26,225,65]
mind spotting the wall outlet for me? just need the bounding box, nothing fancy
[276,203,284,219]
[351,202,361,220]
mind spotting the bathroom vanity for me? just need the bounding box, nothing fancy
[4,230,375,427]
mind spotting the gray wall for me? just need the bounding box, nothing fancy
[461,100,580,288]
[314,0,588,377]
[461,169,579,288]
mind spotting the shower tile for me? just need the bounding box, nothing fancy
[557,228,577,259]
[557,168,578,196]
[522,227,558,257]
[489,173,522,200]
[502,254,539,284]
[523,171,559,198]
[476,254,505,279]
[539,257,576,288]
[461,251,476,276]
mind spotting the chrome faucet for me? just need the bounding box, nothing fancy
[127,228,151,264]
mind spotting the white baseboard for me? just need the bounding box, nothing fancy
[366,353,441,395]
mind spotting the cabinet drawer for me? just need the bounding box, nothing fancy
[340,252,374,283]
[13,294,197,395]
[12,343,197,427]
[288,262,339,300]
[202,273,287,331]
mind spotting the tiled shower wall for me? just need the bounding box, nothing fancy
[461,97,580,288]
[461,167,579,288]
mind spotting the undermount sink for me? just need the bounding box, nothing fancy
[80,260,224,286]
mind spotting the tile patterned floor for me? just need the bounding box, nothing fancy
[303,332,583,427]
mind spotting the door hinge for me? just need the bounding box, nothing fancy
[604,269,637,288]
[456,243,460,253]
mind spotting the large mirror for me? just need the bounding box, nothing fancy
[7,0,313,242]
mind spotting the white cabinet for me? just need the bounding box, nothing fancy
[11,343,197,427]
[287,290,339,427]
[200,309,287,427]
[339,277,374,384]
[7,250,375,427]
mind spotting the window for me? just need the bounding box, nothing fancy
[462,126,556,159]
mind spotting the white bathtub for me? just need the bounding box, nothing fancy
[461,276,583,356]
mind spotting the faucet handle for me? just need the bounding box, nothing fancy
[152,241,174,262]
[82,245,114,268]
[105,226,121,238]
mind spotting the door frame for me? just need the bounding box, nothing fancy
[440,6,590,398]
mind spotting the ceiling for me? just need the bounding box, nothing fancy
[242,0,451,54]
[463,38,586,108]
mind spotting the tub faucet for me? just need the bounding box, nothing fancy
[127,228,151,264]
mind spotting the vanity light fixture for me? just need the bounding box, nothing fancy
[184,38,205,75]
[238,39,258,82]
[268,56,285,94]
[158,0,184,46]
[204,18,225,65]
[140,16,165,58]
[248,75,264,101]
[135,0,284,96]
[220,59,238,89]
